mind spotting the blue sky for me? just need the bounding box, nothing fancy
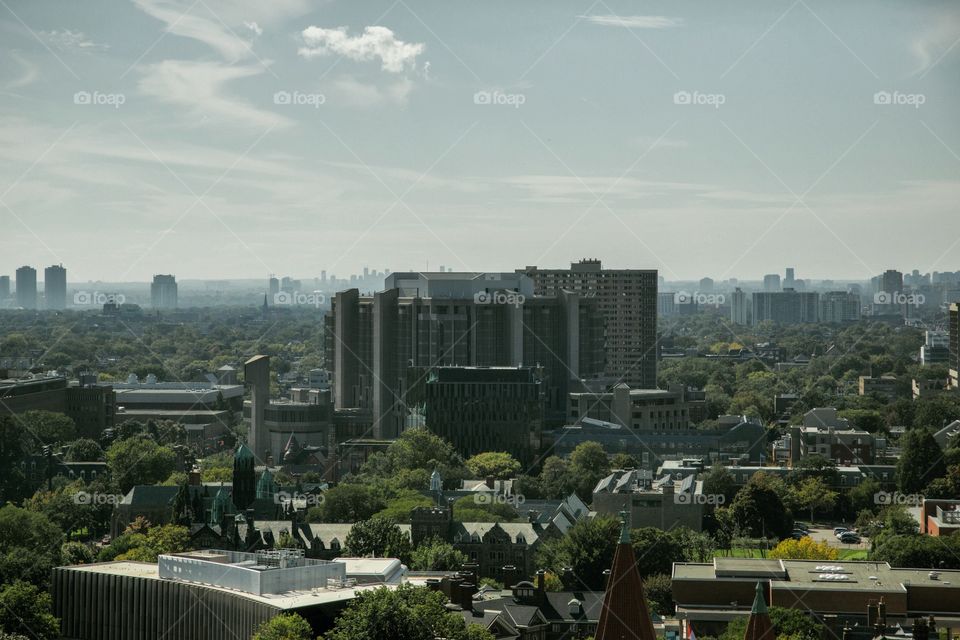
[1,0,958,282]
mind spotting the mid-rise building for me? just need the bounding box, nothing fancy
[858,375,902,400]
[326,272,605,437]
[592,469,704,531]
[518,260,658,389]
[567,384,691,431]
[762,274,781,291]
[0,275,10,301]
[15,265,37,309]
[950,303,959,389]
[44,263,67,310]
[151,274,178,309]
[819,291,861,323]
[751,289,819,325]
[730,287,748,325]
[922,330,950,366]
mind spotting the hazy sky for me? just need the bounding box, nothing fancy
[1,0,959,282]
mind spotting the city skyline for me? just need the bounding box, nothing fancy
[1,0,959,281]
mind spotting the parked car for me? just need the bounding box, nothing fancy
[840,532,861,544]
[794,522,811,532]
[792,529,810,538]
[833,527,848,535]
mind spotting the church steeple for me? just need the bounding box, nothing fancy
[595,511,656,640]
[743,582,774,640]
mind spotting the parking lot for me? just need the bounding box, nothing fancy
[806,526,870,553]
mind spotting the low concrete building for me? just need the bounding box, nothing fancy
[592,469,705,531]
[919,499,960,537]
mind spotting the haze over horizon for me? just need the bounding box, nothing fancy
[2,0,959,282]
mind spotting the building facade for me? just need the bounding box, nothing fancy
[819,291,861,323]
[15,265,37,309]
[751,289,819,325]
[518,260,658,390]
[151,274,178,309]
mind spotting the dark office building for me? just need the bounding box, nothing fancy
[44,263,67,310]
[326,272,604,438]
[0,275,9,301]
[151,274,178,309]
[15,265,37,309]
[0,377,115,438]
[519,260,658,389]
[951,303,959,390]
[419,366,544,463]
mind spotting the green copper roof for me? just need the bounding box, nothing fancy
[234,443,254,460]
[619,509,631,544]
[751,582,768,614]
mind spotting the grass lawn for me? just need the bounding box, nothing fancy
[839,549,868,560]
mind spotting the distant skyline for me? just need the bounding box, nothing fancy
[1,0,959,281]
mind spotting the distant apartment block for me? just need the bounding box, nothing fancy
[819,291,861,323]
[751,289,819,325]
[519,260,658,389]
[730,287,748,325]
[858,375,902,400]
[151,274,178,309]
[951,303,959,389]
[763,274,781,291]
[15,265,37,309]
[44,263,67,310]
[326,272,604,438]
[791,407,876,465]
[0,275,9,300]
[922,330,950,366]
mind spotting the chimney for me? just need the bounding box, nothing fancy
[485,475,495,490]
[536,569,545,594]
[561,566,577,590]
[189,469,202,486]
[602,569,612,588]
[502,565,520,589]
[878,598,887,630]
[458,582,475,611]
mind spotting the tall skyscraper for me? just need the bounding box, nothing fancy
[819,291,861,323]
[150,274,178,309]
[44,264,67,310]
[327,271,605,437]
[519,260,658,389]
[15,266,37,309]
[763,273,781,291]
[950,303,959,390]
[784,267,795,290]
[730,287,748,324]
[0,275,9,301]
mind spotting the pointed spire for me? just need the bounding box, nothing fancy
[619,509,631,544]
[743,582,773,640]
[595,511,656,640]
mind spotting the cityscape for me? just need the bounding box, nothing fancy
[2,2,960,640]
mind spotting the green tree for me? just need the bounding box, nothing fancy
[410,538,468,571]
[0,505,64,587]
[729,475,793,539]
[538,456,576,499]
[320,584,494,640]
[308,484,386,523]
[61,541,95,565]
[64,438,104,462]
[871,534,960,569]
[643,573,675,616]
[896,428,947,493]
[344,517,411,563]
[252,613,313,640]
[99,523,190,562]
[0,581,60,640]
[106,435,177,493]
[721,606,823,640]
[790,477,837,522]
[536,515,619,590]
[19,410,77,451]
[701,464,737,503]
[464,452,521,480]
[0,416,29,504]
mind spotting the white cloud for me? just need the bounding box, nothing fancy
[910,14,960,75]
[138,60,288,129]
[5,51,39,90]
[330,75,414,107]
[39,29,109,52]
[580,15,682,29]
[133,0,254,61]
[298,25,424,73]
[245,21,263,37]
